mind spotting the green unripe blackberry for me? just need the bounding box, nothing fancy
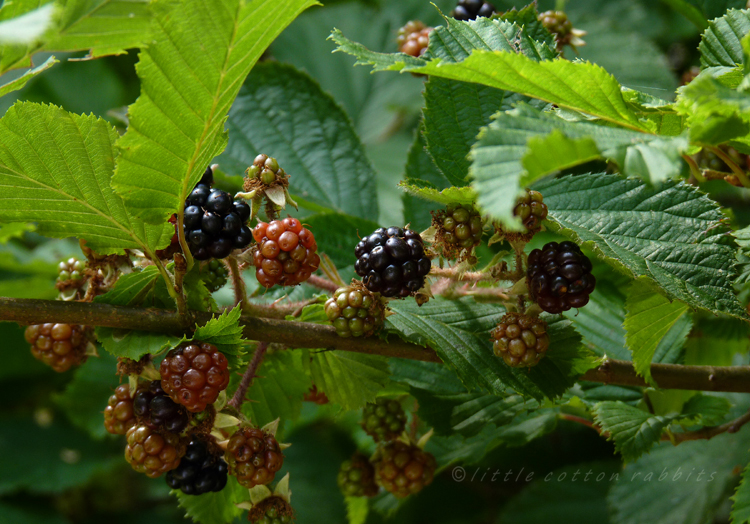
[338,452,378,497]
[361,398,407,442]
[513,189,548,234]
[200,260,229,292]
[325,284,384,338]
[538,10,586,52]
[247,154,286,187]
[57,257,86,284]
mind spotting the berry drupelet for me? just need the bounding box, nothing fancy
[513,190,548,234]
[355,227,431,298]
[200,259,229,292]
[104,383,137,435]
[397,21,433,57]
[133,381,190,434]
[451,0,497,20]
[527,241,596,313]
[25,323,88,372]
[252,217,320,288]
[491,313,550,368]
[338,452,379,497]
[165,438,228,495]
[159,342,230,413]
[125,424,186,478]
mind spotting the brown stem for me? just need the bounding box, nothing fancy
[306,275,339,293]
[669,408,750,443]
[174,253,188,317]
[225,257,251,314]
[6,298,750,393]
[429,267,496,282]
[228,341,269,409]
[708,146,750,187]
[682,154,707,184]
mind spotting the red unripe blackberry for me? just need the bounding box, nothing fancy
[361,397,407,442]
[252,218,320,288]
[354,227,431,298]
[325,284,384,338]
[159,342,230,413]
[133,380,190,434]
[373,441,436,498]
[397,21,433,57]
[25,323,88,372]
[451,0,497,20]
[491,313,550,368]
[303,385,329,405]
[165,437,228,495]
[338,452,379,497]
[104,384,137,435]
[125,424,187,478]
[513,189,548,234]
[527,241,596,313]
[225,427,284,488]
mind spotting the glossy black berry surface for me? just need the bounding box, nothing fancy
[133,381,189,434]
[451,0,497,20]
[165,439,228,495]
[526,241,596,313]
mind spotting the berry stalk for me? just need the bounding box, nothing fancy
[228,341,269,410]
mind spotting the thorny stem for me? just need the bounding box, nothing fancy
[682,154,707,183]
[228,342,269,410]
[709,146,750,188]
[226,257,252,314]
[429,267,498,282]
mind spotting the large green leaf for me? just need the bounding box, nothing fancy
[402,128,450,232]
[175,475,246,524]
[732,460,750,524]
[699,9,750,68]
[0,55,57,98]
[0,102,172,254]
[537,173,746,319]
[309,350,390,410]
[112,0,320,224]
[219,62,378,219]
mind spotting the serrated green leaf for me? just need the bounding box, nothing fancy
[491,410,559,447]
[402,128,450,232]
[685,316,750,365]
[676,75,750,145]
[181,262,214,313]
[622,90,686,136]
[95,267,169,308]
[593,401,680,462]
[301,213,379,269]
[398,181,476,207]
[309,350,390,410]
[0,55,57,97]
[497,3,556,50]
[192,305,245,367]
[0,222,35,243]
[175,475,246,524]
[219,62,378,220]
[538,173,746,319]
[328,27,426,72]
[625,279,691,387]
[345,496,368,524]
[732,460,750,524]
[113,0,320,224]
[95,326,179,360]
[681,394,732,426]
[0,3,55,45]
[699,8,750,68]
[0,102,173,254]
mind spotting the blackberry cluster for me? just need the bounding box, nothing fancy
[225,427,284,488]
[25,323,87,372]
[200,259,229,292]
[361,398,407,442]
[338,452,379,497]
[133,381,189,434]
[104,384,137,435]
[354,227,431,298]
[303,385,329,405]
[183,168,253,260]
[373,441,436,499]
[165,438,228,495]
[325,284,384,338]
[513,190,547,234]
[159,342,230,413]
[397,21,433,57]
[451,0,497,20]
[527,241,596,313]
[57,257,85,285]
[125,424,186,478]
[491,313,550,368]
[251,218,320,288]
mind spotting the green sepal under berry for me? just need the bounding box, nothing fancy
[361,397,408,443]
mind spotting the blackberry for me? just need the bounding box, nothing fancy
[159,342,230,413]
[397,21,433,57]
[104,384,137,435]
[199,165,214,187]
[225,427,284,488]
[252,218,320,288]
[491,313,550,368]
[57,257,85,285]
[433,204,483,259]
[324,283,384,338]
[361,397,407,443]
[25,323,88,372]
[133,381,189,434]
[538,11,586,51]
[527,241,596,313]
[354,227,431,298]
[246,154,286,186]
[373,441,436,499]
[125,424,186,478]
[338,452,379,497]
[183,167,253,260]
[303,385,329,405]
[200,259,229,292]
[512,189,548,235]
[451,0,497,20]
[165,438,228,495]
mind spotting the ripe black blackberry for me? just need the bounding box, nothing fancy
[354,227,431,298]
[159,342,230,413]
[25,323,88,372]
[527,241,596,313]
[451,0,497,20]
[104,383,137,435]
[183,166,253,260]
[373,441,436,498]
[252,217,320,288]
[324,283,384,338]
[361,397,407,442]
[165,438,228,495]
[225,427,284,488]
[491,313,550,368]
[397,21,433,57]
[338,452,379,497]
[200,259,229,292]
[125,424,186,478]
[133,381,189,434]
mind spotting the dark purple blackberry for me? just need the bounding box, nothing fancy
[133,381,189,434]
[451,0,497,20]
[182,167,253,260]
[166,438,228,495]
[355,227,430,298]
[199,165,214,186]
[526,241,596,313]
